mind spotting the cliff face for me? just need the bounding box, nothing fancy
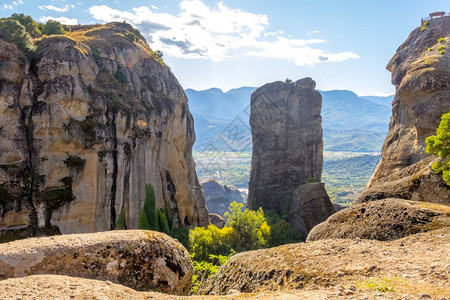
[355,16,450,204]
[201,179,244,217]
[0,22,209,236]
[247,78,334,235]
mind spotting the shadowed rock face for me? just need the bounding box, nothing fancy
[355,16,450,205]
[202,179,244,217]
[247,78,324,214]
[0,22,209,237]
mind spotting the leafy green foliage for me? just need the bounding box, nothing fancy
[426,112,450,185]
[191,253,232,294]
[0,18,36,53]
[125,32,137,42]
[265,210,303,246]
[158,207,171,234]
[189,225,239,262]
[285,78,293,83]
[138,184,160,230]
[114,70,128,83]
[9,13,41,37]
[41,20,66,36]
[438,37,445,43]
[225,202,271,251]
[420,20,429,31]
[115,209,127,230]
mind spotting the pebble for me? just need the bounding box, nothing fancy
[420,294,432,299]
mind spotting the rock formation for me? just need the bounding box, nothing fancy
[288,182,336,238]
[355,15,450,205]
[247,78,334,234]
[307,198,450,241]
[202,179,244,217]
[0,22,209,238]
[209,213,226,229]
[0,230,192,295]
[202,227,450,297]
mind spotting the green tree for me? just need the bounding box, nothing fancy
[41,20,66,36]
[0,19,35,53]
[225,202,270,251]
[158,207,171,234]
[115,209,127,230]
[138,184,159,230]
[426,112,450,185]
[9,13,41,37]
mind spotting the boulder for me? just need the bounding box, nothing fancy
[288,182,336,238]
[307,198,450,241]
[0,230,192,295]
[202,179,244,217]
[201,228,450,297]
[0,22,209,238]
[355,16,450,205]
[209,213,226,229]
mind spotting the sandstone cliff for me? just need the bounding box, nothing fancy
[355,16,450,204]
[202,179,244,217]
[0,22,209,238]
[247,78,334,235]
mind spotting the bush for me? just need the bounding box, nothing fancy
[9,13,41,37]
[225,201,270,251]
[0,19,35,53]
[41,20,66,36]
[114,70,128,83]
[115,209,127,230]
[125,32,137,42]
[265,210,303,247]
[426,112,450,185]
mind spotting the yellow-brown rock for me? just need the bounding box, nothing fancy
[0,230,192,295]
[0,23,209,239]
[355,16,450,204]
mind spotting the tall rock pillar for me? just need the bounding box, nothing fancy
[247,78,334,236]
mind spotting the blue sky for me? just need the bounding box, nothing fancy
[1,1,448,95]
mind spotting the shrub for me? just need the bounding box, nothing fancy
[426,112,450,185]
[191,253,232,294]
[115,209,127,230]
[225,201,270,251]
[265,210,303,247]
[114,69,128,83]
[438,37,445,43]
[41,20,66,36]
[158,207,171,234]
[9,13,41,37]
[125,32,137,42]
[285,78,293,83]
[0,19,35,53]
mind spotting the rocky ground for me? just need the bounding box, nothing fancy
[0,228,448,299]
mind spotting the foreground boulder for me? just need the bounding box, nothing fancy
[307,198,450,241]
[0,22,209,237]
[355,15,450,205]
[0,230,192,295]
[247,78,334,235]
[202,228,449,298]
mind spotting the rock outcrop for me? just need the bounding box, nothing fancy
[0,22,209,238]
[202,179,244,217]
[247,78,334,234]
[209,213,226,229]
[288,182,336,238]
[355,16,450,205]
[202,228,450,298]
[307,198,450,241]
[0,230,192,295]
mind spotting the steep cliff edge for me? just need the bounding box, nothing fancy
[202,179,244,217]
[0,22,209,237]
[247,78,334,236]
[355,16,450,204]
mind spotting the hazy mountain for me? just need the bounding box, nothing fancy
[187,86,393,152]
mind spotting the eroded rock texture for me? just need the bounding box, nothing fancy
[307,198,450,241]
[0,23,209,238]
[0,230,192,295]
[247,78,334,234]
[355,16,450,204]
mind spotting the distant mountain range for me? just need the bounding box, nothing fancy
[186,86,393,152]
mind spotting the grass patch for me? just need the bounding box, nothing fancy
[357,276,405,292]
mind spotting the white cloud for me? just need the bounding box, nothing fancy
[88,0,358,66]
[39,5,69,12]
[307,30,319,35]
[39,16,78,25]
[151,5,159,10]
[3,4,13,9]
